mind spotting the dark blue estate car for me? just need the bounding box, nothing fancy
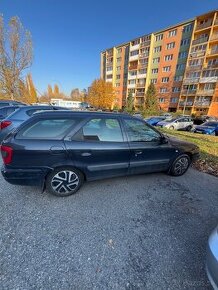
[194,121,218,136]
[1,111,199,197]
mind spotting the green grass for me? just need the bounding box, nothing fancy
[159,128,218,175]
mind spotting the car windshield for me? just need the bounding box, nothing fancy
[203,122,218,127]
[164,118,177,122]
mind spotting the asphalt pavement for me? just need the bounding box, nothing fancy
[0,162,217,289]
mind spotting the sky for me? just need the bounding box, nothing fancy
[1,0,217,95]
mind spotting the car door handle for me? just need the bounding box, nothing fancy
[81,152,92,157]
[134,150,142,157]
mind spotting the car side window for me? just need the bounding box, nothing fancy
[26,108,51,116]
[73,118,124,142]
[124,118,161,142]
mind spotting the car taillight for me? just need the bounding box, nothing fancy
[0,145,13,164]
[0,120,12,130]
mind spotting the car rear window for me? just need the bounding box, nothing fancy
[16,118,80,140]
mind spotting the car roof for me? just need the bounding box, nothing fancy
[31,110,130,118]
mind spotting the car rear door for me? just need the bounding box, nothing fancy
[122,117,177,174]
[64,116,130,180]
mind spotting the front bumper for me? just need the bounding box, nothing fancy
[1,165,49,186]
[206,227,218,290]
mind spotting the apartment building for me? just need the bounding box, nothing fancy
[100,9,218,116]
[178,10,218,116]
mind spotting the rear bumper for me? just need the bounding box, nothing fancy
[1,165,49,186]
[206,228,218,290]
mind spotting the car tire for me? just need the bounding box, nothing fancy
[186,125,192,131]
[169,154,191,176]
[46,167,84,197]
[169,126,174,130]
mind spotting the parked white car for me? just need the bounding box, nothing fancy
[156,116,193,131]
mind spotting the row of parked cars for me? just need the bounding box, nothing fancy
[144,115,218,136]
[0,100,217,288]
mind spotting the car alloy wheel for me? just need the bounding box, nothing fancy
[46,167,84,197]
[170,154,191,176]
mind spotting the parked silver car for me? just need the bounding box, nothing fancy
[156,116,193,131]
[206,226,218,289]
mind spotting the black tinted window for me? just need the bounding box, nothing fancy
[17,118,79,140]
[73,118,123,142]
[0,102,10,107]
[124,119,160,142]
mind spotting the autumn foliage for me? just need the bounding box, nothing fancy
[87,79,116,109]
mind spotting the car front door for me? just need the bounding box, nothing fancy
[64,117,130,180]
[122,117,177,174]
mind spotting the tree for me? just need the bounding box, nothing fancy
[87,79,116,109]
[54,84,60,96]
[144,83,159,115]
[47,85,53,98]
[0,15,32,100]
[26,74,37,103]
[125,92,134,113]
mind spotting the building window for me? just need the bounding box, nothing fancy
[160,87,168,93]
[129,71,137,76]
[130,50,139,56]
[138,69,147,74]
[116,57,122,62]
[170,97,178,103]
[189,59,203,67]
[166,42,175,49]
[106,66,113,71]
[181,38,190,46]
[178,51,188,59]
[152,68,158,74]
[151,79,157,84]
[116,74,121,79]
[176,64,185,70]
[163,66,171,72]
[117,48,122,53]
[155,34,163,41]
[106,74,113,79]
[164,54,173,61]
[115,83,120,87]
[152,57,160,63]
[129,80,136,84]
[162,77,169,83]
[159,98,165,103]
[132,39,140,45]
[174,76,183,82]
[202,69,218,78]
[154,46,162,53]
[172,87,180,92]
[183,24,193,32]
[116,66,121,71]
[168,29,177,37]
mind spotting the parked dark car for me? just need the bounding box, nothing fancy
[145,116,167,126]
[0,100,26,108]
[0,105,67,142]
[193,121,218,136]
[1,111,199,197]
[193,115,217,125]
[0,106,21,121]
[206,226,218,289]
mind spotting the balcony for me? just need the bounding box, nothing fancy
[106,78,112,82]
[135,92,145,97]
[196,89,214,96]
[106,62,113,67]
[192,37,208,45]
[208,48,218,56]
[130,44,140,51]
[139,52,149,58]
[206,62,218,68]
[129,55,139,61]
[183,77,200,84]
[128,74,137,80]
[199,76,218,83]
[179,101,194,106]
[138,63,148,69]
[195,21,212,31]
[189,51,205,58]
[210,34,218,41]
[186,65,202,71]
[128,83,136,88]
[136,83,146,88]
[140,41,150,47]
[129,65,138,70]
[181,89,197,95]
[194,101,211,107]
[106,70,113,75]
[137,73,147,78]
